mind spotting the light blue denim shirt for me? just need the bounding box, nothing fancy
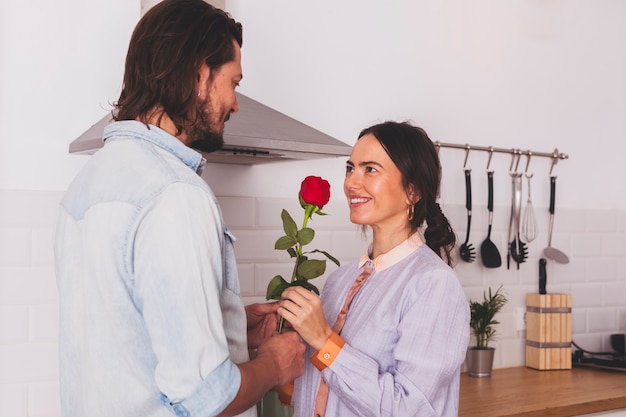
[54,121,255,417]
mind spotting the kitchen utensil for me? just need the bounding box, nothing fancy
[459,169,476,262]
[480,171,501,268]
[508,174,528,269]
[543,176,570,264]
[522,174,537,242]
[610,334,625,357]
[506,180,514,269]
[539,258,547,294]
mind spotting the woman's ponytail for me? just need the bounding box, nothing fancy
[424,201,456,266]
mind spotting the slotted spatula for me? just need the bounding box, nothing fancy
[459,169,476,262]
[543,176,569,264]
[480,170,501,268]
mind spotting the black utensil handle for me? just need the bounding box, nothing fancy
[487,171,494,212]
[465,169,472,210]
[539,258,547,294]
[549,176,556,215]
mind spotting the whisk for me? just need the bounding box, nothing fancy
[522,174,537,242]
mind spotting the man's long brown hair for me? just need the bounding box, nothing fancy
[113,0,242,137]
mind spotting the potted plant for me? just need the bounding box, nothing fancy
[467,285,507,377]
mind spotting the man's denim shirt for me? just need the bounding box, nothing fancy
[54,121,254,417]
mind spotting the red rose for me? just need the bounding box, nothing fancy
[299,176,331,209]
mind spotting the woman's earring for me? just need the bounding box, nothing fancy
[407,204,415,221]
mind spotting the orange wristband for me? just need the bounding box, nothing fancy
[310,332,345,371]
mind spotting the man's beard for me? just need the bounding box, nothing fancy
[189,97,227,153]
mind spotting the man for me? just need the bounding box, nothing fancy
[54,1,305,416]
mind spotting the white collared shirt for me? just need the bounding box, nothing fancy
[293,233,470,417]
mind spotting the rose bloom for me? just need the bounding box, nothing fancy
[299,176,331,209]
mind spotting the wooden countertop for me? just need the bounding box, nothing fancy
[459,366,626,417]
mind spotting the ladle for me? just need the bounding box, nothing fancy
[543,176,570,263]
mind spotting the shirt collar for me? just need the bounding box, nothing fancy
[358,232,424,272]
[103,120,206,175]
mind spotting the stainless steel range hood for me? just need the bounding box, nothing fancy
[69,93,352,164]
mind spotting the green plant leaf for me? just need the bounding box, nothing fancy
[312,205,327,216]
[293,255,308,279]
[469,285,507,348]
[287,248,297,258]
[275,235,296,250]
[291,280,320,296]
[297,227,314,246]
[281,209,297,239]
[298,194,308,210]
[297,259,326,279]
[309,249,340,267]
[266,275,289,300]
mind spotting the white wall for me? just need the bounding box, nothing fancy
[224,0,626,211]
[1,1,626,212]
[0,0,139,191]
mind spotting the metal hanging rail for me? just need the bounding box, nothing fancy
[433,141,569,174]
[433,141,568,160]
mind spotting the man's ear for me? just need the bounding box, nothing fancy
[197,62,211,98]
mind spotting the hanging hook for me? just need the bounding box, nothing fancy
[524,151,533,179]
[509,149,522,176]
[486,147,494,171]
[549,148,559,176]
[463,145,471,170]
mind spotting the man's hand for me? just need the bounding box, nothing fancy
[256,330,306,386]
[219,328,305,416]
[246,302,279,349]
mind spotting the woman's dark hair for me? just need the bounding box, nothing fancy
[358,121,456,266]
[113,0,242,135]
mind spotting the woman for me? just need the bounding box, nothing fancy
[278,121,470,417]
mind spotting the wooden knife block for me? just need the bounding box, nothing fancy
[525,293,572,370]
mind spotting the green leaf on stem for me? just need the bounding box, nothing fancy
[281,209,297,239]
[287,247,297,258]
[297,227,314,246]
[275,235,296,250]
[298,194,309,210]
[309,249,341,267]
[299,197,328,218]
[297,259,326,279]
[311,205,327,216]
[266,275,290,300]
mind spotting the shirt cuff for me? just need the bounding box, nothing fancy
[310,332,345,371]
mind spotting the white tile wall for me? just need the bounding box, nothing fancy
[0,190,61,417]
[1,189,625,416]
